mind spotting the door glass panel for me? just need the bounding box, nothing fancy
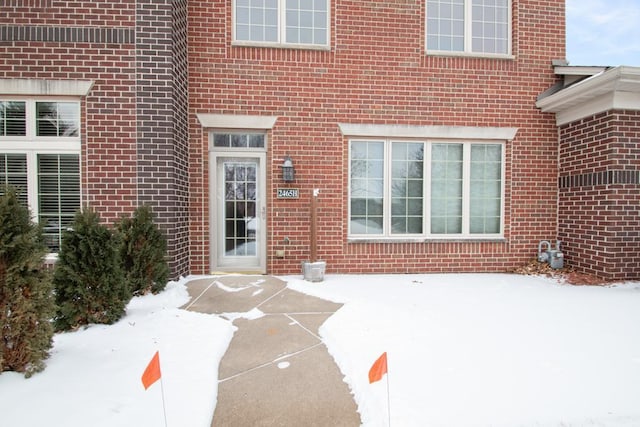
[223,161,258,257]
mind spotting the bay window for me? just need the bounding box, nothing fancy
[0,99,81,252]
[349,139,504,239]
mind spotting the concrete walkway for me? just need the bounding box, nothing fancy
[182,275,361,427]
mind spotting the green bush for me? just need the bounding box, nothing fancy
[117,205,169,295]
[53,209,130,331]
[0,188,55,377]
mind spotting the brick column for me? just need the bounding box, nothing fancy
[136,0,189,277]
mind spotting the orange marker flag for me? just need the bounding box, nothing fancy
[141,351,162,390]
[368,352,388,384]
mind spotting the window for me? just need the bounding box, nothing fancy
[426,0,510,55]
[234,0,329,47]
[1,101,26,136]
[0,99,81,252]
[213,133,265,149]
[349,140,504,238]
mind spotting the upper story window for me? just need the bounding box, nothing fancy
[426,0,510,56]
[234,0,329,48]
[0,99,81,253]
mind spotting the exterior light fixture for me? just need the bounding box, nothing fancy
[282,156,295,182]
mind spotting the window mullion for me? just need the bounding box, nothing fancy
[465,0,472,53]
[26,99,35,139]
[26,151,38,222]
[279,0,285,44]
[384,141,391,237]
[424,141,431,237]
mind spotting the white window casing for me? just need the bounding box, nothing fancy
[0,98,82,253]
[348,138,506,241]
[232,0,330,49]
[426,0,513,58]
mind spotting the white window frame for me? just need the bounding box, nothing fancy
[0,97,82,254]
[232,0,331,49]
[425,0,513,58]
[348,139,505,240]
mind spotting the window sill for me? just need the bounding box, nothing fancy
[232,41,331,51]
[348,237,507,244]
[426,51,515,61]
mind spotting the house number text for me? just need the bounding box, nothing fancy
[277,188,299,199]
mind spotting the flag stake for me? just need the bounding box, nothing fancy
[368,352,391,426]
[159,375,169,427]
[142,351,169,427]
[386,354,391,427]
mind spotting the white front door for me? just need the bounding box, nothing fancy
[211,152,266,273]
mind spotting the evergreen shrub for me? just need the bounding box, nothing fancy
[0,188,55,377]
[53,209,130,331]
[117,205,169,295]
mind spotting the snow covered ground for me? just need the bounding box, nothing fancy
[1,273,640,427]
[0,279,235,427]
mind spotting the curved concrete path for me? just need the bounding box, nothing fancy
[182,275,361,427]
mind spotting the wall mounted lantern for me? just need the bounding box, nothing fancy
[282,156,295,182]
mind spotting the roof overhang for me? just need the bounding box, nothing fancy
[536,66,640,126]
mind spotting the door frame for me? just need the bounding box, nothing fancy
[209,150,267,274]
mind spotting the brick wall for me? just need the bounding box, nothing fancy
[558,110,640,280]
[1,0,190,277]
[0,0,139,223]
[188,0,565,274]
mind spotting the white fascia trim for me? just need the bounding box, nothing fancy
[537,66,640,125]
[338,123,519,141]
[196,113,279,130]
[554,91,640,126]
[0,79,94,96]
[553,66,608,76]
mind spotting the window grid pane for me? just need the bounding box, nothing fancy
[471,0,509,54]
[0,101,26,136]
[0,153,28,206]
[224,162,258,256]
[431,144,463,234]
[427,0,465,52]
[213,133,265,148]
[470,144,502,233]
[236,0,279,42]
[285,0,328,45]
[391,143,424,234]
[38,154,81,252]
[36,102,80,137]
[350,141,384,235]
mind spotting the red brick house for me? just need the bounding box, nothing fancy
[1,1,637,280]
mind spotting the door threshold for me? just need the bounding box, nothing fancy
[210,270,266,276]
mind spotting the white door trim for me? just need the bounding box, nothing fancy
[209,151,267,274]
